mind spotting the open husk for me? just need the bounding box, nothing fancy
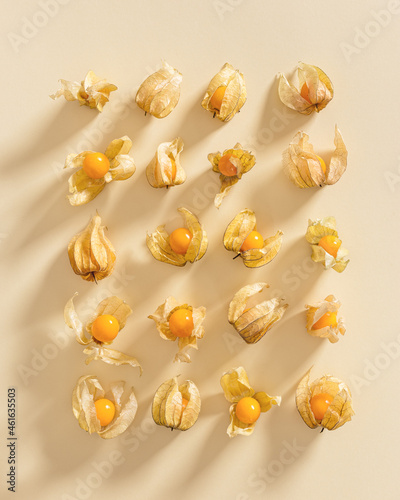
[146,207,208,266]
[228,283,288,344]
[220,367,281,438]
[278,62,333,114]
[201,63,246,122]
[208,143,256,208]
[146,137,186,188]
[136,61,182,118]
[223,209,283,268]
[283,126,347,188]
[148,296,206,363]
[305,295,346,344]
[296,368,354,430]
[64,136,136,205]
[152,377,201,431]
[64,293,142,374]
[305,216,349,272]
[68,213,116,282]
[50,70,117,111]
[72,375,138,439]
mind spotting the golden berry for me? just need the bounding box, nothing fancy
[318,235,342,258]
[94,398,115,426]
[240,231,264,252]
[310,393,333,421]
[82,152,110,179]
[300,83,311,104]
[210,86,227,111]
[235,397,261,424]
[169,228,192,255]
[218,154,239,177]
[91,315,120,343]
[312,312,338,330]
[169,309,194,338]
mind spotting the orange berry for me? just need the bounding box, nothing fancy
[218,154,239,177]
[312,311,338,330]
[315,155,326,175]
[91,315,120,343]
[210,86,227,111]
[318,235,342,258]
[82,152,110,179]
[310,393,334,421]
[169,309,194,338]
[235,397,261,424]
[300,83,312,104]
[181,397,189,412]
[166,155,177,182]
[169,228,192,255]
[240,231,264,252]
[94,398,115,426]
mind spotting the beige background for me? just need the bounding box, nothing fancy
[1,1,400,499]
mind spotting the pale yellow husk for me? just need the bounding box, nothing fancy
[152,377,201,430]
[278,62,333,115]
[208,143,256,208]
[146,207,208,266]
[228,283,288,344]
[67,213,116,282]
[221,367,281,438]
[72,375,138,439]
[296,368,354,430]
[136,61,182,118]
[64,136,136,206]
[305,295,346,344]
[83,346,142,375]
[148,296,206,363]
[64,293,142,373]
[50,70,117,111]
[223,209,283,268]
[201,63,246,122]
[283,126,347,188]
[146,137,186,188]
[305,217,349,272]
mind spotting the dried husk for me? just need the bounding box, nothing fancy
[64,136,136,206]
[223,209,283,268]
[68,213,116,282]
[305,217,349,273]
[135,61,182,118]
[278,62,333,115]
[50,70,117,111]
[221,367,281,438]
[148,296,206,363]
[283,126,347,188]
[146,207,208,266]
[296,368,354,430]
[326,126,348,185]
[305,295,346,344]
[83,346,143,375]
[152,377,201,431]
[228,283,288,344]
[146,137,186,188]
[201,63,246,122]
[64,293,142,373]
[72,375,138,439]
[208,143,256,208]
